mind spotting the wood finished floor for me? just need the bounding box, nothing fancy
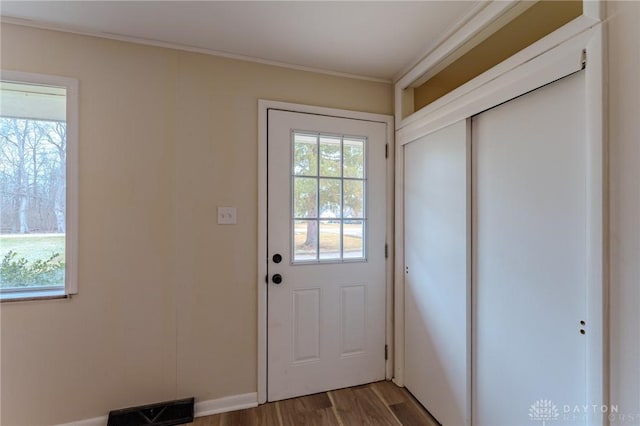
[187,381,439,426]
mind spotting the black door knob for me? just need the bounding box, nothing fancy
[272,253,283,264]
[272,274,283,284]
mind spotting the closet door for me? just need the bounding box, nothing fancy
[473,71,587,426]
[404,120,469,426]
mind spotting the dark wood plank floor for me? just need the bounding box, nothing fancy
[187,381,439,426]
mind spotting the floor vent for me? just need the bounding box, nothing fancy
[107,397,194,426]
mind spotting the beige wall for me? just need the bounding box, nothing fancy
[607,0,640,417]
[0,23,392,425]
[2,3,639,423]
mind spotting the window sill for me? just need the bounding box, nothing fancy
[1,289,68,303]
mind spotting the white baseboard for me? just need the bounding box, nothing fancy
[195,392,258,417]
[57,416,107,426]
[56,392,258,426]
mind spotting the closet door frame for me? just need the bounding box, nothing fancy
[394,15,606,426]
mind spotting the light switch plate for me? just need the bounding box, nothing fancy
[217,207,237,225]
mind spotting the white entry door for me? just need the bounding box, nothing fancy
[267,109,388,401]
[473,71,588,425]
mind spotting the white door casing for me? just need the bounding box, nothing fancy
[395,22,605,422]
[266,109,388,401]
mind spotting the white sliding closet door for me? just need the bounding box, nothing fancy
[404,121,469,426]
[473,71,587,426]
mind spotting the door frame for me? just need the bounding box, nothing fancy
[394,4,607,426]
[257,100,394,404]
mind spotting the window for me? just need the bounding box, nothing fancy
[0,71,78,301]
[292,131,366,263]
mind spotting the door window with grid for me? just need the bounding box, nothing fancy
[292,132,367,263]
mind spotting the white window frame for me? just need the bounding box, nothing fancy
[0,70,79,302]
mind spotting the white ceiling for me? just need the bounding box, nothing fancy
[0,1,481,82]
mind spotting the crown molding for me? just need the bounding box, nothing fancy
[0,16,392,84]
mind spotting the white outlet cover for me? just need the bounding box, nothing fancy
[217,206,237,225]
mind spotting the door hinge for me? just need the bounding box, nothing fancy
[385,244,388,259]
[385,144,389,159]
[385,344,388,360]
[581,49,587,70]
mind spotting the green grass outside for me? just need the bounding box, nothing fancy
[0,234,65,263]
[1,234,65,288]
[294,222,363,256]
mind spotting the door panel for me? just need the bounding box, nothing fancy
[340,284,366,356]
[472,71,587,426]
[404,120,470,426]
[267,110,387,401]
[292,288,320,363]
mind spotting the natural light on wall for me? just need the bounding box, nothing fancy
[0,80,69,299]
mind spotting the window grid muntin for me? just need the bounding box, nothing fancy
[291,131,367,264]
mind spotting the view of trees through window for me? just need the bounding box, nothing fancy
[0,116,66,289]
[293,132,366,262]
